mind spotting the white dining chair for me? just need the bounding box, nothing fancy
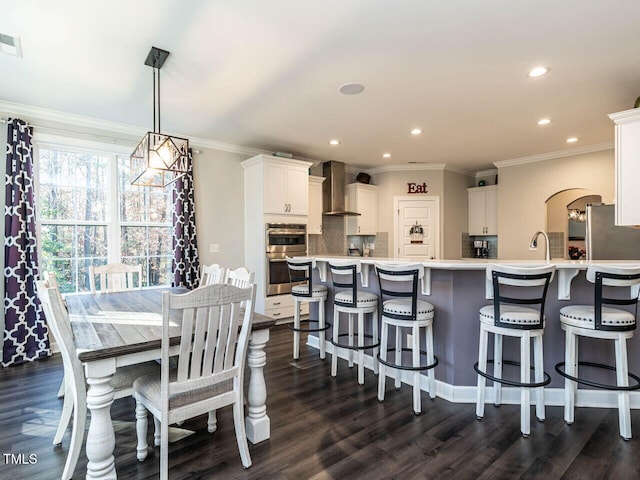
[89,263,143,292]
[226,266,255,288]
[36,275,160,480]
[133,283,255,478]
[199,263,227,286]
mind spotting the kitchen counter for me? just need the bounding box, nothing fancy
[304,256,640,405]
[311,256,640,300]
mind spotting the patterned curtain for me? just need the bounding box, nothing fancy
[171,149,200,289]
[3,118,50,366]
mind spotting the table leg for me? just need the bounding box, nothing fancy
[245,328,270,444]
[84,361,117,480]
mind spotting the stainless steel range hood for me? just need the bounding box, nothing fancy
[322,161,360,216]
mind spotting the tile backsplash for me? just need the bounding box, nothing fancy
[307,217,388,257]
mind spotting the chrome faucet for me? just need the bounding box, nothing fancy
[529,231,550,262]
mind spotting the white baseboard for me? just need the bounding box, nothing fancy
[306,336,640,409]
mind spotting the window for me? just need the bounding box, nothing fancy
[36,140,173,293]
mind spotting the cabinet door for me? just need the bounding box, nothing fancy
[263,162,288,214]
[614,114,640,225]
[358,187,378,235]
[484,188,498,235]
[308,178,323,234]
[468,189,486,235]
[287,166,309,215]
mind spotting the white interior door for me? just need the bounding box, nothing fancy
[394,197,440,259]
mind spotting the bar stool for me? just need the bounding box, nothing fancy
[375,263,437,415]
[286,257,329,360]
[328,260,379,385]
[555,265,640,440]
[474,264,555,437]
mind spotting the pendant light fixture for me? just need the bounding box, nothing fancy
[130,46,189,187]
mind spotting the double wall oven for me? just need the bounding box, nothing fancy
[265,223,307,296]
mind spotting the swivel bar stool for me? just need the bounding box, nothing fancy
[555,265,640,439]
[474,264,555,437]
[375,263,437,415]
[286,257,329,360]
[329,260,379,385]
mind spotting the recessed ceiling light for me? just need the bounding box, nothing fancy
[329,139,340,145]
[339,83,365,95]
[537,118,552,125]
[528,66,549,78]
[382,153,391,158]
[566,137,578,143]
[410,128,423,135]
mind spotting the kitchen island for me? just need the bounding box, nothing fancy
[304,256,640,408]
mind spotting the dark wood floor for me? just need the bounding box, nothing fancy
[1,325,639,479]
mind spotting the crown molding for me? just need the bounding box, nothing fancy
[493,142,614,168]
[0,100,273,157]
[365,163,447,175]
[608,107,640,125]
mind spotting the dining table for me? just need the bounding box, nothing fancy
[65,286,276,480]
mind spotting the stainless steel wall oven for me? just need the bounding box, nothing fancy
[265,223,307,296]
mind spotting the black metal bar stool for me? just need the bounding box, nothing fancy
[286,257,329,360]
[375,263,437,414]
[328,260,379,385]
[474,264,555,437]
[555,265,640,440]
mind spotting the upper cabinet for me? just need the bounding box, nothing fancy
[346,183,378,235]
[308,176,325,234]
[609,108,640,226]
[468,185,497,235]
[243,155,312,218]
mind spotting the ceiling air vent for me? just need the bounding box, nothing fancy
[0,34,22,57]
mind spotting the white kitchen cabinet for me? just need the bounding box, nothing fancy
[346,183,378,236]
[609,108,640,226]
[468,185,497,235]
[242,154,312,317]
[263,160,309,215]
[308,176,325,234]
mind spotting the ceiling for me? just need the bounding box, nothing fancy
[1,0,639,172]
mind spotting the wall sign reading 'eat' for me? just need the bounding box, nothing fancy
[407,182,428,194]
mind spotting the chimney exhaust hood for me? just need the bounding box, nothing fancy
[322,161,360,216]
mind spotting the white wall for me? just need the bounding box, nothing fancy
[193,149,249,269]
[497,149,615,259]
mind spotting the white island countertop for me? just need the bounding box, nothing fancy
[308,256,640,300]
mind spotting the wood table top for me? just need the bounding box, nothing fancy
[65,287,276,363]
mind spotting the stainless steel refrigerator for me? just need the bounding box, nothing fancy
[586,204,640,260]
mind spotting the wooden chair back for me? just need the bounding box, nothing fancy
[200,263,227,286]
[89,263,143,292]
[226,267,255,288]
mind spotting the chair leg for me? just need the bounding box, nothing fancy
[331,307,340,377]
[232,397,252,468]
[564,328,577,425]
[348,313,354,368]
[61,378,86,480]
[372,309,379,375]
[476,325,488,420]
[357,310,365,385]
[615,335,632,439]
[412,323,421,414]
[319,299,326,360]
[160,416,169,480]
[53,381,73,445]
[207,410,218,433]
[493,334,503,406]
[57,375,65,399]
[520,333,531,437]
[154,416,161,447]
[534,335,545,422]
[378,320,388,402]
[293,298,301,360]
[135,398,149,461]
[426,323,436,400]
[394,326,402,389]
